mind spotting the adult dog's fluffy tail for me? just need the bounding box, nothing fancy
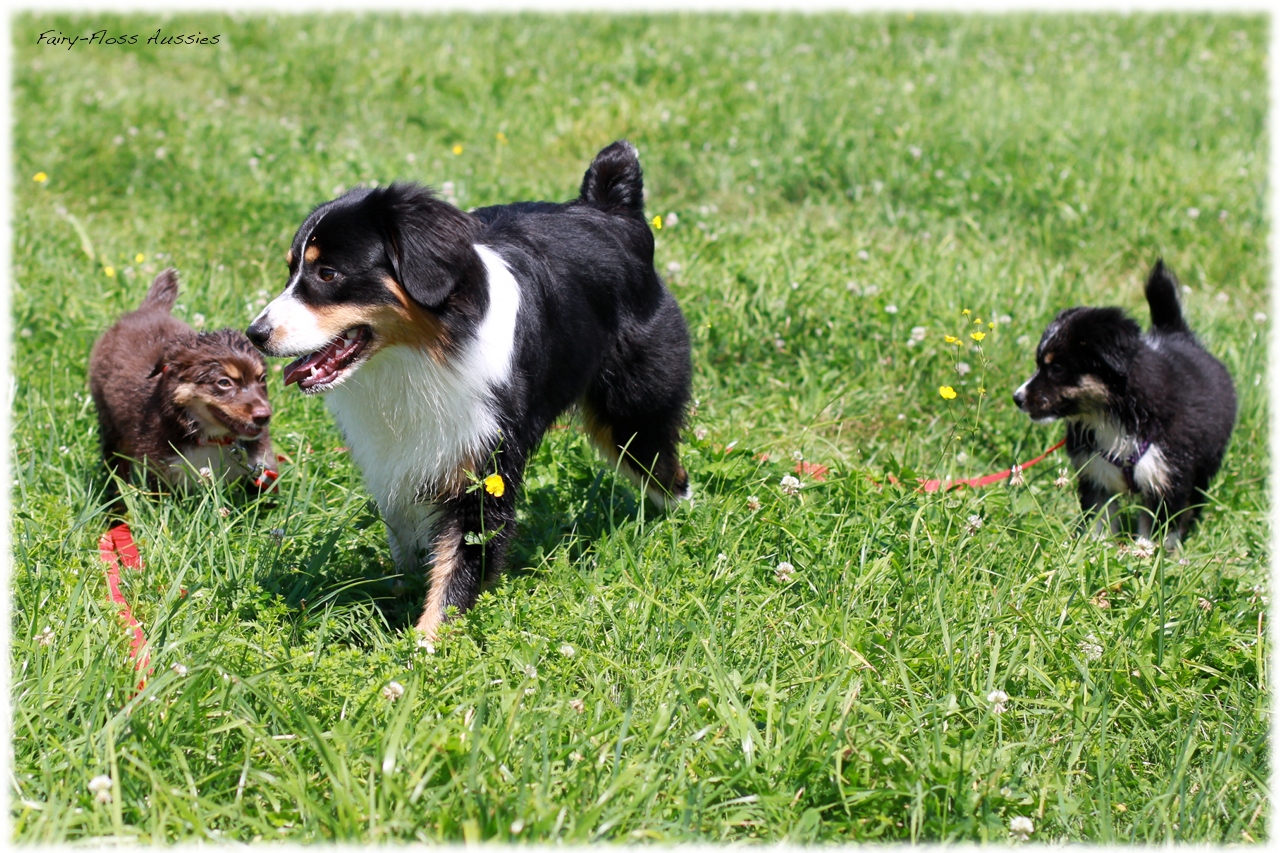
[579,140,645,214]
[1145,259,1190,334]
[139,268,180,313]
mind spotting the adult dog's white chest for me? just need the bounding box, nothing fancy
[324,245,521,512]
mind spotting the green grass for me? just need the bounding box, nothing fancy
[10,11,1269,844]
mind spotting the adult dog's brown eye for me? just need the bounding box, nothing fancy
[318,268,337,282]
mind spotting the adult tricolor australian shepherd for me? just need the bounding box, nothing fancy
[247,141,692,640]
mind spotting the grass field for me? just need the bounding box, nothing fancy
[9,11,1270,843]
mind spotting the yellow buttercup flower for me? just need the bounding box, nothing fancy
[944,335,960,345]
[483,473,505,497]
[652,215,663,230]
[939,385,957,400]
[988,322,995,329]
[451,144,464,155]
[33,172,48,183]
[135,253,145,264]
[970,331,986,342]
[961,308,971,316]
[103,266,116,278]
[496,132,508,144]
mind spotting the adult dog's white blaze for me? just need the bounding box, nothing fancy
[249,285,332,357]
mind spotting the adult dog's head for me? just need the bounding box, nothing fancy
[246,184,485,393]
[1013,307,1141,424]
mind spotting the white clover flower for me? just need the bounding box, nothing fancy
[693,426,708,440]
[559,643,576,658]
[1187,207,1200,219]
[965,515,983,534]
[792,450,804,461]
[884,304,898,314]
[1054,467,1071,489]
[36,626,54,647]
[569,698,586,713]
[987,689,1009,714]
[88,774,113,804]
[746,495,761,511]
[956,361,971,376]
[908,145,923,159]
[666,261,682,276]
[1080,633,1103,661]
[1254,312,1266,323]
[1008,464,1025,487]
[1197,597,1213,612]
[775,561,795,582]
[910,325,927,342]
[665,212,679,227]
[198,466,213,479]
[1131,538,1156,559]
[1009,815,1034,841]
[524,664,538,680]
[171,663,189,677]
[382,681,405,702]
[857,249,870,261]
[779,475,801,496]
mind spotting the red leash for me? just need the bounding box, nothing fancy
[98,523,151,687]
[915,438,1067,493]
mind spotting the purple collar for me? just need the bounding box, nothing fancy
[1100,439,1150,491]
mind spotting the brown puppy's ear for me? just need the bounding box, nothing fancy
[376,183,484,309]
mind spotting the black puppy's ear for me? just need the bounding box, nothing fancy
[377,183,483,309]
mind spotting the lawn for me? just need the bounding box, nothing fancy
[9,11,1269,843]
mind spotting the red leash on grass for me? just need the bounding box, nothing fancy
[913,438,1067,493]
[98,522,152,688]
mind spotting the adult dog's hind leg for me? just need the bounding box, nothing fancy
[581,296,692,509]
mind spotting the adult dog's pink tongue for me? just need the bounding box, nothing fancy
[283,345,338,386]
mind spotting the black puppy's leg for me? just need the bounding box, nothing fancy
[582,296,692,509]
[1077,478,1119,539]
[1146,488,1194,552]
[414,468,520,641]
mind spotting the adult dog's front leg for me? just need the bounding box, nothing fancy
[415,480,518,642]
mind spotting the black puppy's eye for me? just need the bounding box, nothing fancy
[318,268,338,282]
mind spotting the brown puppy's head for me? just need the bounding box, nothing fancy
[158,329,271,441]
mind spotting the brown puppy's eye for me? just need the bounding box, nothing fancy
[318,268,337,282]
[217,378,234,390]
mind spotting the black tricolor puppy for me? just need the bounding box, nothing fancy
[1013,260,1235,548]
[247,140,692,640]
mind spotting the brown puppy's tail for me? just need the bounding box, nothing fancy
[139,268,180,313]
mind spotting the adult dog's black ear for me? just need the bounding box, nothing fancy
[377,183,483,309]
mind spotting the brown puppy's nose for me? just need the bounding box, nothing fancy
[252,405,272,427]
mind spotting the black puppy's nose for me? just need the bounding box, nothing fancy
[1012,388,1026,410]
[245,320,271,350]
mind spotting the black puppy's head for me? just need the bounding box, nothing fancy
[1013,307,1141,423]
[245,184,485,394]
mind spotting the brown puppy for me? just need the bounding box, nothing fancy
[89,269,277,500]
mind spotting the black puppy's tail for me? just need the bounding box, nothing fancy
[579,140,645,214]
[1145,258,1190,334]
[138,268,180,314]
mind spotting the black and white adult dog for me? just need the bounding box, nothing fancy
[1013,260,1236,548]
[246,141,692,639]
